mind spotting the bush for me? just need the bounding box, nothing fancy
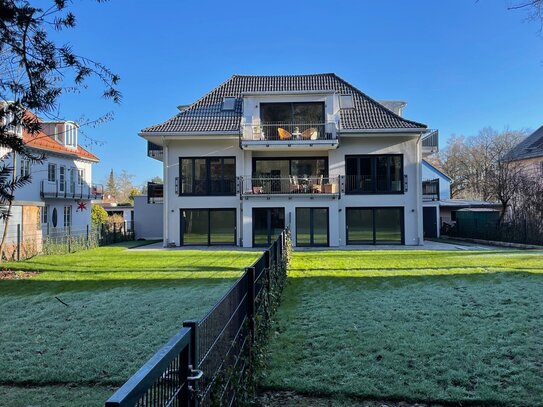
[91,205,108,227]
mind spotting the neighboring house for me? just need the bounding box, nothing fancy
[505,125,543,178]
[420,159,501,237]
[0,106,103,257]
[140,73,439,248]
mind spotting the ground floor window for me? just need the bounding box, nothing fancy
[180,209,236,245]
[346,207,404,245]
[296,207,329,247]
[253,208,285,246]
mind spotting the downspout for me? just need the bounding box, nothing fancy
[162,137,169,247]
[416,133,423,245]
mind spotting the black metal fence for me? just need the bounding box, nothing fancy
[105,229,291,407]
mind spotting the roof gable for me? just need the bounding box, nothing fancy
[505,125,543,161]
[141,73,427,134]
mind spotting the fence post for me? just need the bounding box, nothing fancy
[86,224,89,248]
[68,226,71,253]
[183,320,200,407]
[247,267,256,343]
[16,223,20,261]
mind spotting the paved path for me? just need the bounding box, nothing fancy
[131,240,501,252]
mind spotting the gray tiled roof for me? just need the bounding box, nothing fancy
[141,74,427,134]
[505,125,543,161]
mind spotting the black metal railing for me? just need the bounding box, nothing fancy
[179,177,237,196]
[40,180,104,200]
[345,174,404,194]
[241,175,339,196]
[147,182,164,204]
[148,141,164,161]
[241,122,338,142]
[422,130,439,151]
[422,178,440,201]
[105,229,291,407]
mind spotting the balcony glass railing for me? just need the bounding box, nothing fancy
[241,122,338,142]
[41,180,104,199]
[241,176,339,195]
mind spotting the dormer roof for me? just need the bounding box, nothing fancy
[141,73,427,134]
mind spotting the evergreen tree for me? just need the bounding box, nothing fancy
[105,169,118,198]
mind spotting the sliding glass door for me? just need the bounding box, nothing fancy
[296,208,329,247]
[253,208,285,246]
[346,207,404,245]
[181,209,236,245]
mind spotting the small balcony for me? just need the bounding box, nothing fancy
[422,130,439,156]
[240,122,339,150]
[147,182,163,204]
[241,176,340,198]
[41,180,104,200]
[422,178,440,201]
[148,141,163,161]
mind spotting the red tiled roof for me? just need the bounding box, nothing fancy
[21,112,99,162]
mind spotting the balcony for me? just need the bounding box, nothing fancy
[41,180,104,200]
[422,130,439,156]
[422,178,440,201]
[148,141,163,161]
[240,122,339,150]
[241,176,340,198]
[147,182,163,203]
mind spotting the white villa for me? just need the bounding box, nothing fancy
[0,107,103,258]
[140,74,439,247]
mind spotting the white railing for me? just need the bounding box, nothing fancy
[241,122,338,142]
[40,180,104,200]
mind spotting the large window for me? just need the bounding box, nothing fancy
[181,209,236,245]
[65,123,77,147]
[260,102,324,125]
[346,155,403,194]
[48,163,57,182]
[180,157,236,196]
[296,207,329,247]
[346,207,404,245]
[253,157,327,178]
[253,208,285,246]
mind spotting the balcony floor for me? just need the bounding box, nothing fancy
[241,139,339,151]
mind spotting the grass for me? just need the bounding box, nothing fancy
[261,250,543,406]
[0,241,259,407]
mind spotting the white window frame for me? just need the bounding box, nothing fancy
[42,205,49,224]
[65,123,77,147]
[78,168,85,185]
[64,205,72,228]
[20,157,31,177]
[48,163,57,182]
[59,166,66,192]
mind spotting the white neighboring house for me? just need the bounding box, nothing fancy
[139,73,439,248]
[0,108,103,247]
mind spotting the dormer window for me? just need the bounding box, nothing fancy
[222,97,236,111]
[65,123,77,147]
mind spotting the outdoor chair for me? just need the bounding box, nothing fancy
[301,127,318,140]
[252,186,263,194]
[310,174,324,193]
[278,127,292,140]
[289,175,303,193]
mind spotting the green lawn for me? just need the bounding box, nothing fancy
[0,241,259,407]
[261,250,543,407]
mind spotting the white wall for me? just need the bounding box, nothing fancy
[330,135,423,246]
[163,132,424,247]
[134,196,163,240]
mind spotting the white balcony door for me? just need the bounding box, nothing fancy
[59,166,66,193]
[69,168,76,194]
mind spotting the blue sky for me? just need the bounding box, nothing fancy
[55,0,543,187]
